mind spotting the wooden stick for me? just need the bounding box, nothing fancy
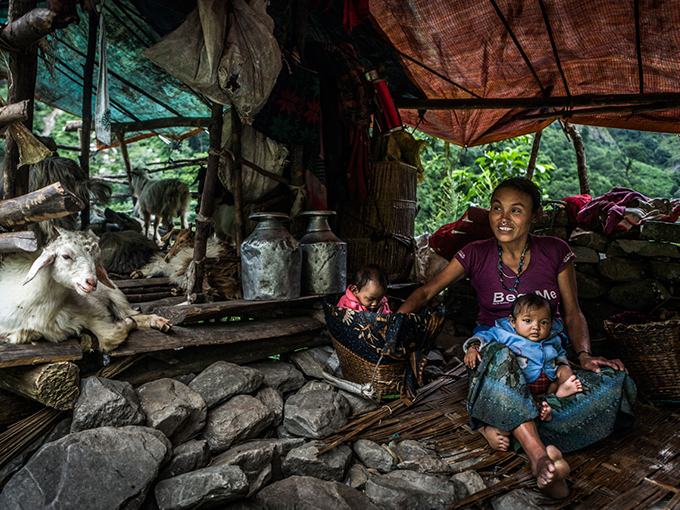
[0,7,60,49]
[0,407,63,470]
[231,108,245,257]
[78,9,97,230]
[566,124,591,195]
[0,100,29,127]
[525,129,542,180]
[115,277,172,289]
[0,182,84,228]
[116,131,136,206]
[0,230,37,252]
[110,116,211,134]
[0,361,80,410]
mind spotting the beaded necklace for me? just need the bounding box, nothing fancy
[498,239,530,293]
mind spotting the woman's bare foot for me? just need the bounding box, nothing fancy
[556,374,583,398]
[536,401,552,422]
[533,445,570,499]
[479,425,511,451]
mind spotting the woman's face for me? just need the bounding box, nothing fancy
[489,187,538,243]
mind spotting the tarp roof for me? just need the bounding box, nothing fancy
[3,1,680,147]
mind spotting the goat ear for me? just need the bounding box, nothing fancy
[96,263,116,289]
[54,226,66,236]
[22,251,55,285]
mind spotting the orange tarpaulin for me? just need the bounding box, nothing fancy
[369,0,680,146]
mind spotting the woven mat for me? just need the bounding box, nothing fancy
[322,364,680,509]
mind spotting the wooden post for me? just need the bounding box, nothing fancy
[190,102,223,299]
[525,129,543,180]
[565,124,591,195]
[2,0,38,201]
[79,9,98,229]
[232,108,245,256]
[0,361,80,410]
[0,182,84,228]
[116,131,136,206]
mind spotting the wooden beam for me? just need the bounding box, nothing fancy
[110,117,211,134]
[0,339,82,368]
[115,277,171,289]
[525,130,542,181]
[116,329,330,386]
[153,295,324,325]
[521,102,680,121]
[109,316,325,357]
[0,231,37,252]
[0,182,84,228]
[0,7,61,49]
[0,100,29,127]
[395,93,680,111]
[231,108,245,257]
[566,124,590,195]
[0,361,80,410]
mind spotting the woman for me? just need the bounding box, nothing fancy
[398,178,636,498]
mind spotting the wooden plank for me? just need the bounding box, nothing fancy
[126,291,175,303]
[115,277,171,289]
[109,316,325,357]
[153,295,325,325]
[116,330,330,386]
[137,296,186,314]
[0,339,82,368]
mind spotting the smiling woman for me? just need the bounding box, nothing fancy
[398,177,637,499]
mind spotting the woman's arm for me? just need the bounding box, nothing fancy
[557,263,626,372]
[397,257,467,313]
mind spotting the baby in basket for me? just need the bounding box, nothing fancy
[337,264,393,314]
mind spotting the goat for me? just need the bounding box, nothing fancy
[132,228,241,301]
[130,167,190,243]
[99,230,161,276]
[0,228,171,352]
[29,157,112,246]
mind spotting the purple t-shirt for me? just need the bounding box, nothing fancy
[454,234,575,326]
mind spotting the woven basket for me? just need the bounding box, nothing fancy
[603,319,680,401]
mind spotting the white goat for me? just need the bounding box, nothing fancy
[0,228,171,352]
[130,167,190,243]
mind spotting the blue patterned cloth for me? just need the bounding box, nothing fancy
[467,342,637,453]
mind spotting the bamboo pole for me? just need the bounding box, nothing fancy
[231,108,245,256]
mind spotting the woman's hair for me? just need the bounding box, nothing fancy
[511,294,553,320]
[353,264,389,291]
[492,177,542,212]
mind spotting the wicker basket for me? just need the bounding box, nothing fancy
[603,319,680,401]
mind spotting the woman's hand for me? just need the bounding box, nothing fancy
[464,347,482,369]
[579,353,627,373]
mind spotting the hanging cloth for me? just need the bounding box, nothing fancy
[94,0,111,145]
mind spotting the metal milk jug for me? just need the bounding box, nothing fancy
[241,212,301,300]
[299,210,347,295]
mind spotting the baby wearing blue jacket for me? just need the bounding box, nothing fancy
[464,294,583,422]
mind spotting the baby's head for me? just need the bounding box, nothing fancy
[509,294,553,342]
[350,265,389,313]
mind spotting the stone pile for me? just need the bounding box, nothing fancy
[0,344,548,510]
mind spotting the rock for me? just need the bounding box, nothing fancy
[154,465,249,510]
[203,395,274,454]
[450,470,487,499]
[212,441,279,496]
[388,440,434,462]
[189,361,264,409]
[353,440,397,473]
[255,386,284,426]
[364,470,459,510]
[345,463,373,490]
[71,376,145,433]
[397,455,451,474]
[276,424,299,439]
[297,380,337,394]
[283,390,350,439]
[289,346,342,379]
[426,350,445,366]
[338,390,379,415]
[606,239,680,259]
[580,299,626,336]
[158,439,211,481]
[598,257,649,282]
[490,488,543,510]
[174,373,196,386]
[282,442,352,481]
[640,220,680,243]
[136,378,207,444]
[439,448,482,473]
[255,475,379,510]
[0,426,170,510]
[569,230,610,252]
[571,245,601,264]
[247,360,306,393]
[533,227,568,240]
[575,271,609,299]
[650,261,680,283]
[608,280,670,310]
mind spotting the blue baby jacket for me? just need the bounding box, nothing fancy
[463,317,569,383]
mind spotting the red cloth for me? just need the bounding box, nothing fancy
[428,207,495,261]
[343,0,370,32]
[527,371,552,395]
[562,194,592,226]
[576,187,648,234]
[336,286,393,314]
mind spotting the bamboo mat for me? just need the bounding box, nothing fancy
[323,363,680,509]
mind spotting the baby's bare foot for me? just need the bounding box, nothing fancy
[556,374,583,398]
[536,401,553,422]
[534,445,570,499]
[479,425,511,451]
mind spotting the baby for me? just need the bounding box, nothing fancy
[464,294,582,421]
[337,265,393,314]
